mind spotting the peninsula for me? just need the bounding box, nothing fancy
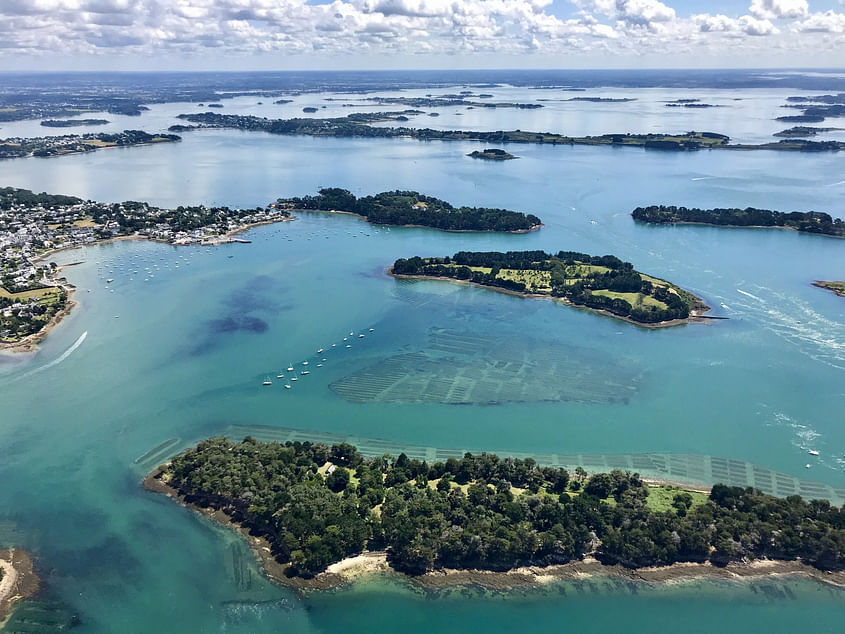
[40,119,110,127]
[390,250,705,325]
[632,205,845,238]
[172,111,845,152]
[147,437,845,586]
[0,549,39,623]
[277,188,541,232]
[813,281,845,297]
[467,148,517,160]
[0,187,290,349]
[0,130,179,159]
[773,126,843,138]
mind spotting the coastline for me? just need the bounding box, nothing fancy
[27,137,180,161]
[0,549,40,626]
[0,216,294,354]
[143,469,845,595]
[812,281,845,298]
[295,208,542,234]
[637,220,845,240]
[0,285,76,353]
[387,268,711,329]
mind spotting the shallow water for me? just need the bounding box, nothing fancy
[1,82,844,631]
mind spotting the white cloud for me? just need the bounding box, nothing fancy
[749,0,808,20]
[795,10,845,32]
[694,13,778,36]
[0,0,839,65]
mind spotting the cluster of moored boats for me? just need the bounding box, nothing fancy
[262,327,375,389]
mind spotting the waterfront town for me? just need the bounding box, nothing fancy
[0,187,289,344]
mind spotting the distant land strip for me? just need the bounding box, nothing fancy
[632,205,845,238]
[0,130,179,159]
[171,111,845,152]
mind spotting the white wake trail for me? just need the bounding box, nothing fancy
[16,331,88,381]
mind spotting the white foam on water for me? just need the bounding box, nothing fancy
[736,288,762,301]
[14,331,88,382]
[765,411,844,471]
[732,287,845,371]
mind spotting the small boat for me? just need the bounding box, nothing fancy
[316,364,322,367]
[277,374,284,379]
[263,377,272,386]
[343,337,348,341]
[291,377,298,381]
[808,450,820,456]
[359,334,365,338]
[317,348,324,354]
[285,384,291,389]
[303,361,309,366]
[301,370,309,375]
[369,328,374,332]
[322,358,327,362]
[346,344,352,348]
[332,343,337,347]
[805,463,811,469]
[106,278,114,283]
[349,331,354,336]
[287,364,294,371]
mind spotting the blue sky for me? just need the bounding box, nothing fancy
[2,0,844,70]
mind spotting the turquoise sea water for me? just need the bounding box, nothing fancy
[0,86,844,631]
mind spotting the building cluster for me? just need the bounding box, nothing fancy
[0,193,288,342]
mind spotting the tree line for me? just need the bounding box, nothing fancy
[391,250,694,324]
[162,437,845,579]
[633,205,845,238]
[277,188,541,232]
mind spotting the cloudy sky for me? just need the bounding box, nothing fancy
[2,0,844,70]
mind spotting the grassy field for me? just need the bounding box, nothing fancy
[82,139,112,147]
[593,289,668,309]
[644,486,709,513]
[496,268,552,292]
[0,286,62,303]
[73,218,98,228]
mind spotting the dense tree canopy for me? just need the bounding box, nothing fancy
[162,438,845,578]
[277,188,541,232]
[392,250,697,324]
[632,205,845,238]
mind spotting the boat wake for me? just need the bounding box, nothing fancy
[15,331,88,381]
[732,287,845,371]
[763,410,845,472]
[736,288,762,301]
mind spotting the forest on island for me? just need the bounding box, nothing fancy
[632,205,845,237]
[277,188,541,232]
[391,250,696,324]
[162,438,845,579]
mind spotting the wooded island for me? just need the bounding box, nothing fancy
[153,437,845,580]
[391,250,704,325]
[632,205,845,238]
[277,188,541,232]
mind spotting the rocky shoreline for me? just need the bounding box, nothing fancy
[0,549,40,625]
[144,468,845,596]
